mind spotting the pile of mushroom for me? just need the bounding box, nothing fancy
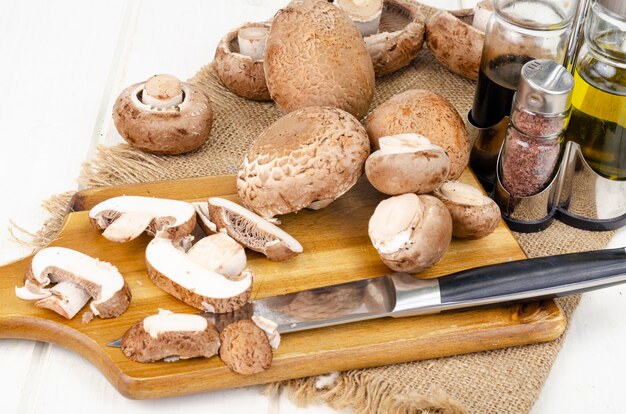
[15,247,131,319]
[112,74,213,154]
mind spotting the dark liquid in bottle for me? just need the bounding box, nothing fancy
[471,54,534,127]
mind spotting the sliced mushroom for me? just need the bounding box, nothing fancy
[252,315,281,349]
[433,181,501,239]
[121,309,220,363]
[186,233,247,279]
[192,201,217,235]
[426,1,492,81]
[89,196,196,243]
[15,247,131,318]
[206,197,303,261]
[368,193,452,274]
[237,106,370,220]
[334,0,383,37]
[366,89,470,180]
[214,22,272,101]
[365,134,450,195]
[112,74,213,154]
[363,0,426,77]
[145,237,252,313]
[219,319,272,375]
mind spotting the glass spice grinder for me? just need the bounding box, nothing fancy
[467,0,579,190]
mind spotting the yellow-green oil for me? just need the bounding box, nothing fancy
[565,55,626,180]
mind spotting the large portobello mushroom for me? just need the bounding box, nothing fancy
[264,0,375,119]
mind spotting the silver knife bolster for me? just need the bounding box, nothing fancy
[388,274,443,318]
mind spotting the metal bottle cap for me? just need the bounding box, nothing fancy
[516,59,574,114]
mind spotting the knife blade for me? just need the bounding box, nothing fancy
[108,247,626,347]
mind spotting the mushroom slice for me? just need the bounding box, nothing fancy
[334,0,383,37]
[214,22,272,101]
[433,181,501,239]
[89,196,196,243]
[365,134,450,195]
[145,237,252,313]
[15,247,131,318]
[112,74,213,155]
[121,309,220,363]
[252,315,281,349]
[363,0,425,77]
[193,201,217,235]
[219,319,272,375]
[186,233,247,279]
[207,197,303,261]
[368,194,452,274]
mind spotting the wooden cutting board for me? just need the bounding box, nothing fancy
[0,172,565,399]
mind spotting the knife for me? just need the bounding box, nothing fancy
[108,247,626,347]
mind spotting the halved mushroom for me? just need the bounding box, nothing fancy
[112,74,213,154]
[214,22,272,101]
[365,134,450,195]
[205,197,303,261]
[426,1,493,81]
[121,309,220,363]
[219,319,272,375]
[362,0,426,77]
[433,181,500,239]
[186,233,246,279]
[237,106,370,220]
[145,237,252,313]
[334,0,383,37]
[89,196,196,243]
[15,247,131,319]
[368,193,452,274]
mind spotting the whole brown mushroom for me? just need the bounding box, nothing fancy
[366,89,470,180]
[113,74,213,155]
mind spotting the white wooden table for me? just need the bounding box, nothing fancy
[1,1,625,413]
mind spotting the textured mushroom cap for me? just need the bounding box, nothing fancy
[426,9,485,81]
[112,79,213,155]
[214,22,271,101]
[264,0,375,119]
[433,181,500,239]
[364,0,425,77]
[366,89,470,180]
[237,106,370,219]
[219,319,272,375]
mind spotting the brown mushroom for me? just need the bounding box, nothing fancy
[15,247,131,319]
[89,196,196,243]
[433,181,501,239]
[214,22,272,101]
[366,89,470,180]
[368,193,452,274]
[112,74,213,154]
[219,319,273,375]
[264,0,375,119]
[426,1,492,80]
[121,310,220,362]
[363,0,426,77]
[145,237,252,313]
[365,134,450,195]
[237,106,370,219]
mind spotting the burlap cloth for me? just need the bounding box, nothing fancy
[18,3,616,413]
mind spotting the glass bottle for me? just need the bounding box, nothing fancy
[565,0,626,180]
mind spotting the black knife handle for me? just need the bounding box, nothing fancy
[439,248,626,305]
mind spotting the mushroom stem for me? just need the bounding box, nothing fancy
[186,233,247,279]
[473,1,494,32]
[336,0,383,37]
[35,281,91,320]
[237,27,269,60]
[369,193,422,254]
[378,133,441,154]
[142,74,184,109]
[439,181,485,206]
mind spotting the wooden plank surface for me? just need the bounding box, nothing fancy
[0,173,565,399]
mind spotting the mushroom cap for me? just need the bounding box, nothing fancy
[426,9,485,81]
[433,181,501,239]
[89,196,197,243]
[365,89,470,180]
[237,106,371,219]
[214,22,272,101]
[368,194,452,274]
[121,310,220,362]
[219,319,273,375]
[365,134,450,195]
[264,0,375,119]
[112,78,213,155]
[364,0,426,77]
